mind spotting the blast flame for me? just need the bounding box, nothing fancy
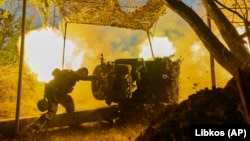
[139,37,176,60]
[21,27,84,82]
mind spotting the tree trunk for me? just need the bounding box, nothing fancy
[164,0,243,75]
[41,0,50,26]
[201,0,250,63]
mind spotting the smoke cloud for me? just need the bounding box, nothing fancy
[61,6,231,102]
[21,1,232,108]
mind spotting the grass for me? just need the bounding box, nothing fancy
[34,122,147,141]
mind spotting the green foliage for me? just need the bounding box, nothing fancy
[0,9,9,19]
[0,35,19,65]
[31,0,53,26]
[0,7,18,65]
[0,6,33,65]
[0,0,5,6]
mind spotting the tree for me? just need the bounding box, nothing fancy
[164,0,250,75]
[0,1,20,65]
[0,0,5,6]
[30,0,53,26]
[0,0,33,65]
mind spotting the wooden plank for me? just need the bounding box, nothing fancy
[0,105,119,137]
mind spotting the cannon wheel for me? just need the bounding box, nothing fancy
[91,65,106,100]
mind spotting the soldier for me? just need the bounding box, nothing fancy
[21,67,88,137]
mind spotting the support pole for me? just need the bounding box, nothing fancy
[210,54,216,89]
[62,22,67,69]
[147,31,155,59]
[15,0,27,135]
[207,13,216,89]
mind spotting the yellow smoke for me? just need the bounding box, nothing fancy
[20,8,235,105]
[13,1,239,116]
[59,19,232,103]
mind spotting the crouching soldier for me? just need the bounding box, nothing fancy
[20,67,88,137]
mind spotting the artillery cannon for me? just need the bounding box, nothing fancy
[0,54,181,137]
[85,54,181,106]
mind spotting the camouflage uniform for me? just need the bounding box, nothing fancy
[22,68,88,136]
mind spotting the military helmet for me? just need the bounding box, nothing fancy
[37,99,49,112]
[52,68,61,76]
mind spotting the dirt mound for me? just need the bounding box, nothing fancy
[136,80,246,141]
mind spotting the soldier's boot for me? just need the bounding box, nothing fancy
[20,118,48,138]
[19,124,38,140]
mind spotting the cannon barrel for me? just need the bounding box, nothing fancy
[82,75,101,81]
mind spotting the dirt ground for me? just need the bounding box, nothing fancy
[136,78,247,141]
[1,77,248,141]
[19,82,246,141]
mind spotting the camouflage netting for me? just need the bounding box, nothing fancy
[55,0,167,31]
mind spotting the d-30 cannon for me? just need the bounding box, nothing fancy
[86,54,181,106]
[0,54,181,137]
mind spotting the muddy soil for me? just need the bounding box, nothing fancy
[136,78,247,141]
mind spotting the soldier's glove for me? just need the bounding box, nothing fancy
[76,67,89,80]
